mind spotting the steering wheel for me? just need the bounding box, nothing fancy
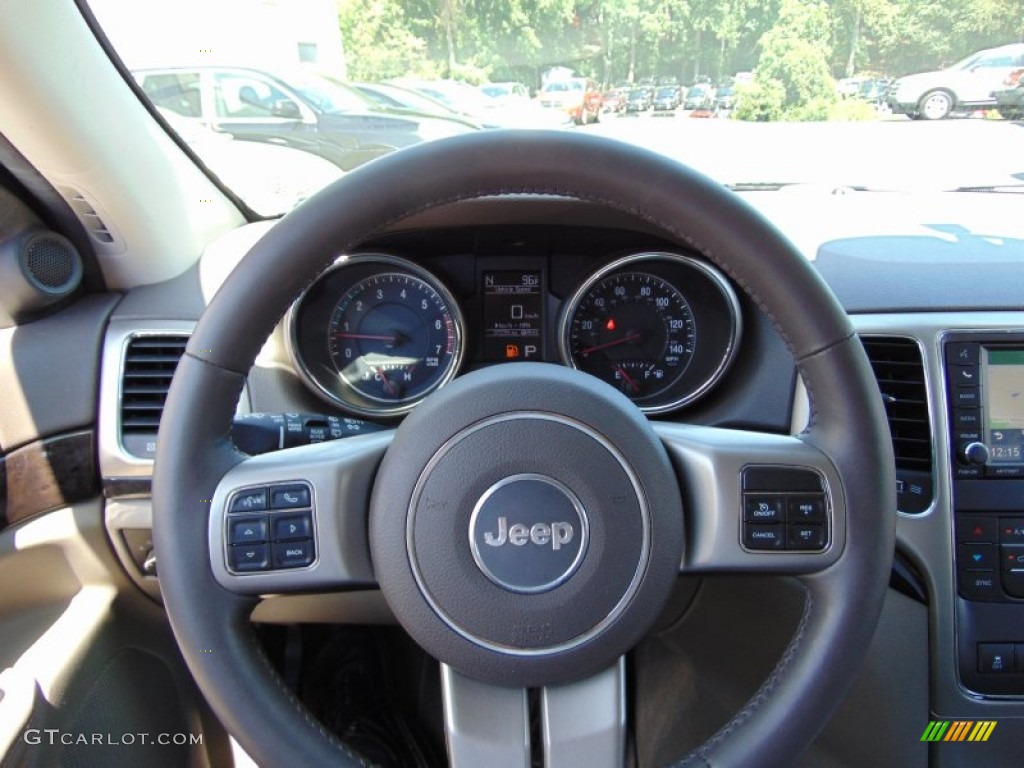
[153,131,895,768]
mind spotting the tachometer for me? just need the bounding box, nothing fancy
[288,255,464,417]
[559,253,741,413]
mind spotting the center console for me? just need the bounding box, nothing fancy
[946,333,1024,696]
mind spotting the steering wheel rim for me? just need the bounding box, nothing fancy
[152,130,895,768]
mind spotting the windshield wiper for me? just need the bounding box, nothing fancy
[950,184,1024,194]
[727,182,872,194]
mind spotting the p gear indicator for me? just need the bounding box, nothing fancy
[482,270,543,361]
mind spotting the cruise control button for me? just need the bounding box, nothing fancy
[743,523,784,550]
[272,540,315,569]
[230,488,268,513]
[229,543,269,572]
[787,523,825,550]
[743,496,784,523]
[787,496,825,523]
[229,516,268,545]
[273,513,312,542]
[270,484,311,509]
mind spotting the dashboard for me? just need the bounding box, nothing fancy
[76,190,1024,764]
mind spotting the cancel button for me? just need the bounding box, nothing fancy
[744,523,785,550]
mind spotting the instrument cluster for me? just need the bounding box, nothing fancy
[287,250,742,418]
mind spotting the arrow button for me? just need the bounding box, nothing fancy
[273,513,312,542]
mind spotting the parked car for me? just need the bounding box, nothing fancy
[601,89,626,114]
[134,66,474,170]
[993,68,1024,119]
[622,87,652,113]
[683,83,714,110]
[887,43,1024,119]
[350,81,484,129]
[652,85,681,112]
[396,78,570,128]
[537,77,602,124]
[157,108,342,214]
[713,85,736,112]
[479,81,530,105]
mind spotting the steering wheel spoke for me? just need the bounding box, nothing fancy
[442,658,626,768]
[655,422,845,576]
[208,431,392,594]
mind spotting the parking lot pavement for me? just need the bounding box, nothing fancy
[580,116,1024,190]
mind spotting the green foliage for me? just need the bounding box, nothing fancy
[731,78,785,120]
[827,98,880,121]
[736,0,836,121]
[336,0,1024,115]
[337,0,435,80]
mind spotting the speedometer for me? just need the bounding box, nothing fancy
[565,272,696,400]
[559,253,741,413]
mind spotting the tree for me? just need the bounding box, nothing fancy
[736,0,836,120]
[337,0,433,80]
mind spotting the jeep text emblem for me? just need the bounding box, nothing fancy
[482,517,575,550]
[469,474,589,593]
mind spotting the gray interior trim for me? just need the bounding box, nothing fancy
[209,432,390,594]
[441,664,529,768]
[0,294,118,453]
[849,311,1024,719]
[655,423,843,573]
[541,657,626,768]
[99,319,251,481]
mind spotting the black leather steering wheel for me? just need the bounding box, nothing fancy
[152,131,895,768]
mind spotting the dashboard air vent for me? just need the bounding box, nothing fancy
[120,334,188,458]
[860,336,933,514]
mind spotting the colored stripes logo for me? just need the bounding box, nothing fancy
[921,721,996,742]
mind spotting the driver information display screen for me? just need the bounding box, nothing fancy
[983,348,1024,464]
[482,270,543,361]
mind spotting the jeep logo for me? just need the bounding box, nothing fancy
[469,474,589,594]
[483,517,575,550]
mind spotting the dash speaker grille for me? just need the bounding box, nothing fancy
[21,232,82,294]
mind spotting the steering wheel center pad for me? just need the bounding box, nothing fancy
[371,363,683,686]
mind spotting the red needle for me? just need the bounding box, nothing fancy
[615,364,640,393]
[581,333,641,355]
[334,332,398,342]
[373,366,396,396]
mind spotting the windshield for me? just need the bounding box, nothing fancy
[87,0,1024,216]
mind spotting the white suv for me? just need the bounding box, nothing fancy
[887,43,1024,120]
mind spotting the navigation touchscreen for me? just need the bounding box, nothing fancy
[983,348,1024,464]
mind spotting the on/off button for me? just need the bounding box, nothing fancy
[744,496,784,524]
